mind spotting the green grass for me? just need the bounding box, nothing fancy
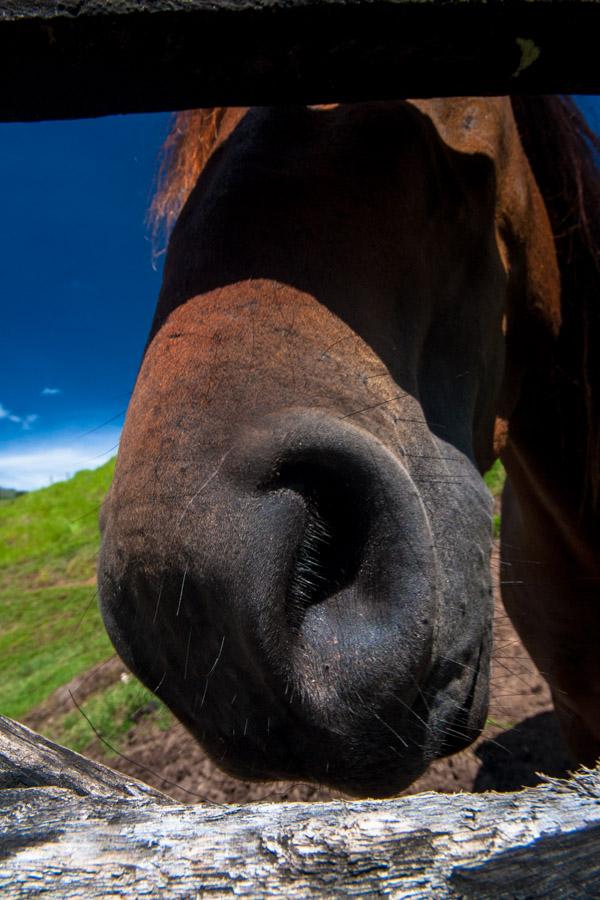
[0,459,115,593]
[484,459,506,498]
[0,458,174,753]
[0,583,113,719]
[0,461,116,721]
[485,715,516,731]
[484,459,505,538]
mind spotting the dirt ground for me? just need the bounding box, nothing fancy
[26,545,575,804]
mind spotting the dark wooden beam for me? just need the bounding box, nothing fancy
[1,1,599,121]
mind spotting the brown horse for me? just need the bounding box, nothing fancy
[99,98,600,798]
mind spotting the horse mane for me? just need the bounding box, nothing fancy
[150,107,226,248]
[511,96,600,513]
[150,98,600,512]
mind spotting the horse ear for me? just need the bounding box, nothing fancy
[413,98,561,335]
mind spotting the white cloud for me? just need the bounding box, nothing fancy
[22,414,39,430]
[0,402,39,431]
[41,387,61,396]
[0,432,120,491]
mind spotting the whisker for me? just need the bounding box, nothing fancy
[67,690,225,806]
[175,563,189,616]
[206,635,225,678]
[371,710,409,749]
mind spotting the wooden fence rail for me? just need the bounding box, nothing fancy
[2,1,600,121]
[1,715,600,897]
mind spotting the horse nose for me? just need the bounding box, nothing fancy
[210,411,444,782]
[263,450,370,615]
[230,409,439,632]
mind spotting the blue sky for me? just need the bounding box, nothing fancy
[0,112,170,489]
[1,99,599,490]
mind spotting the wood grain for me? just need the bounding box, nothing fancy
[2,715,600,898]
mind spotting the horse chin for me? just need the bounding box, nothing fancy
[152,602,491,799]
[200,736,432,800]
[164,642,489,799]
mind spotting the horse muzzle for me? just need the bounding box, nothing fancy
[99,408,491,797]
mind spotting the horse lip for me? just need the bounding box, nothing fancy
[194,687,434,798]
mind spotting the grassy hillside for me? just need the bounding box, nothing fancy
[0,461,117,719]
[0,459,174,756]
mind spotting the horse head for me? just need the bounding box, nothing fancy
[99,98,564,797]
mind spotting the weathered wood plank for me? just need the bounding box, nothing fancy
[1,1,600,121]
[0,715,167,802]
[2,715,600,897]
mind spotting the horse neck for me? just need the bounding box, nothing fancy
[507,97,600,529]
[504,259,600,558]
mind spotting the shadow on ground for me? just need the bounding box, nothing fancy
[473,712,574,793]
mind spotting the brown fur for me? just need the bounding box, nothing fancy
[512,97,600,514]
[152,98,600,512]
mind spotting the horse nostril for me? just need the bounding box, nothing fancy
[274,460,369,613]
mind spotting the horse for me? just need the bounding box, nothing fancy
[98,97,600,798]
